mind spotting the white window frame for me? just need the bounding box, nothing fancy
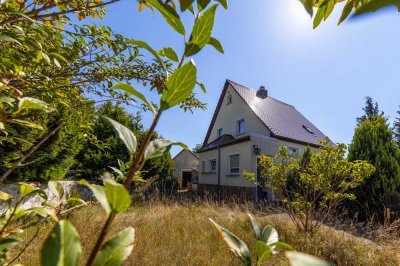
[217,128,223,138]
[228,153,240,175]
[236,118,245,135]
[209,159,217,173]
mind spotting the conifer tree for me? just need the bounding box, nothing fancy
[347,116,400,221]
[393,106,400,148]
[356,96,382,125]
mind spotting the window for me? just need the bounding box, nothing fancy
[288,147,299,157]
[210,159,217,172]
[229,154,240,174]
[217,128,223,138]
[201,161,205,172]
[303,125,315,135]
[237,119,245,134]
[227,94,232,105]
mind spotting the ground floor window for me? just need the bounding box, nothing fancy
[229,154,240,174]
[210,159,217,172]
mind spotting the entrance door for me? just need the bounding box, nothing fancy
[182,171,192,189]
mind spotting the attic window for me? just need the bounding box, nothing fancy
[227,95,232,105]
[303,125,314,135]
[217,128,223,138]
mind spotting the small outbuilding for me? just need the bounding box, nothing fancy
[172,149,199,191]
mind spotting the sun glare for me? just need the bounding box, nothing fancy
[280,0,313,35]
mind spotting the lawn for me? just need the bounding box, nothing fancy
[15,201,400,266]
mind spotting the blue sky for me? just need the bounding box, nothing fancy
[96,0,400,156]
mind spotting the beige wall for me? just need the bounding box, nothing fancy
[206,84,270,144]
[198,136,320,190]
[172,150,199,179]
[250,133,318,158]
[199,141,256,188]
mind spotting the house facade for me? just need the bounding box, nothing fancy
[172,149,199,190]
[197,80,327,201]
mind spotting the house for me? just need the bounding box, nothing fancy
[172,149,199,191]
[197,80,327,201]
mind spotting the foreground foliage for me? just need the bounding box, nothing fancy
[245,139,375,233]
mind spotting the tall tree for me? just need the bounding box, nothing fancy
[356,96,382,125]
[73,102,175,183]
[393,106,400,148]
[347,116,400,221]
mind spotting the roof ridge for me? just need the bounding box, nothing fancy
[227,79,294,108]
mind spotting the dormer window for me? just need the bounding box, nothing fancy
[237,119,245,134]
[227,94,232,105]
[217,128,223,138]
[303,125,315,135]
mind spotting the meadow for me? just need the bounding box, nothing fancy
[15,200,400,266]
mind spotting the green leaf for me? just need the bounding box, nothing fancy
[160,60,197,110]
[159,47,180,62]
[42,220,81,266]
[185,4,218,56]
[299,0,314,17]
[313,3,327,29]
[0,191,11,203]
[109,166,125,180]
[208,37,224,54]
[0,34,22,45]
[247,213,261,240]
[93,227,135,266]
[8,119,44,130]
[209,218,252,266]
[286,251,332,266]
[127,39,168,77]
[144,139,188,160]
[66,197,86,205]
[353,0,400,17]
[27,207,58,221]
[104,178,131,213]
[79,180,111,216]
[0,96,15,105]
[324,0,335,20]
[256,241,272,265]
[146,0,186,35]
[261,225,278,246]
[338,0,354,25]
[215,0,228,9]
[19,183,47,200]
[101,116,137,155]
[197,82,207,93]
[0,238,20,251]
[255,240,270,258]
[197,0,211,11]
[48,181,64,200]
[178,0,195,11]
[111,83,156,115]
[271,241,293,250]
[14,97,55,114]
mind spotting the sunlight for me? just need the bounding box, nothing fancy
[282,0,313,34]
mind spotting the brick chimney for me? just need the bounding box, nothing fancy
[256,85,268,99]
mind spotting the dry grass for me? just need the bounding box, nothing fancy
[13,201,400,266]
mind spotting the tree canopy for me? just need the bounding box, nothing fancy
[347,115,400,220]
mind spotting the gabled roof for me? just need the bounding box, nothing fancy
[203,80,327,147]
[199,134,251,152]
[173,149,199,160]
